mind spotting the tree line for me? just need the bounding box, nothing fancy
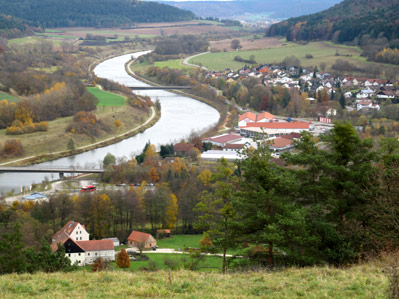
[0,0,194,29]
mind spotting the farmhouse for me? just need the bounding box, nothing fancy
[127,231,157,249]
[51,220,115,266]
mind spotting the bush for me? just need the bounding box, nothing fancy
[91,258,109,272]
[305,53,313,59]
[116,249,130,268]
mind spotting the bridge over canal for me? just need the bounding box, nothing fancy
[0,167,104,179]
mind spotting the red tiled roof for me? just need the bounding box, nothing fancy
[244,122,310,129]
[281,133,302,140]
[257,112,274,120]
[128,231,153,243]
[358,101,371,105]
[157,229,171,234]
[205,134,242,144]
[239,112,257,122]
[269,137,293,148]
[174,143,194,152]
[76,239,114,251]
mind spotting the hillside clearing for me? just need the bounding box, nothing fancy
[87,87,125,107]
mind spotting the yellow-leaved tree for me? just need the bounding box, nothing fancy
[165,193,178,229]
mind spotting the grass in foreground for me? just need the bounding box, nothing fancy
[0,263,388,298]
[87,87,125,107]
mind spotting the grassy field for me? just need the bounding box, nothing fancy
[99,253,222,272]
[0,263,389,298]
[7,36,43,45]
[157,235,202,250]
[0,91,18,102]
[189,41,381,71]
[154,59,191,71]
[87,87,125,106]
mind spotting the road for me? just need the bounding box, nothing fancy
[182,52,210,70]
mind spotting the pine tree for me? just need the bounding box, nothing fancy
[0,222,26,274]
[339,93,346,109]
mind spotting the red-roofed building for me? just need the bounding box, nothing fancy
[174,143,195,156]
[128,231,157,249]
[257,112,275,122]
[203,134,243,147]
[269,137,294,152]
[245,122,310,130]
[51,221,115,266]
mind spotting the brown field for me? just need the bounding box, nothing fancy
[58,21,235,38]
[210,37,283,51]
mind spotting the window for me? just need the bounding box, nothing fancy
[78,253,81,256]
[68,254,71,257]
[76,237,78,241]
[80,237,82,240]
[88,253,90,256]
[95,253,97,256]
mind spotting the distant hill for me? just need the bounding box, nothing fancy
[0,0,195,29]
[159,0,341,19]
[267,0,399,43]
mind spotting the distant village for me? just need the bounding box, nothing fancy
[205,64,398,114]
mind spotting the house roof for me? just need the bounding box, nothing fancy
[257,111,274,120]
[281,133,302,140]
[203,134,242,144]
[239,112,257,122]
[174,143,194,152]
[244,122,310,129]
[23,192,47,200]
[128,231,154,243]
[269,137,293,149]
[52,220,81,245]
[76,239,114,251]
[157,229,171,234]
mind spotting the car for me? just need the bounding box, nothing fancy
[116,183,126,187]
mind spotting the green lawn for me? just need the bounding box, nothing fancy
[87,87,125,107]
[7,36,42,45]
[0,91,18,102]
[154,59,191,71]
[189,41,367,71]
[157,235,202,250]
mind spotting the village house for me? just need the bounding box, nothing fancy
[51,221,115,266]
[127,231,157,249]
[268,137,294,152]
[356,100,380,111]
[174,143,195,156]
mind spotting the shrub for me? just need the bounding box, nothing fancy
[91,258,109,272]
[116,249,130,268]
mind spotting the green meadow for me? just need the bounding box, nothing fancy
[0,91,18,102]
[189,41,366,71]
[87,87,125,107]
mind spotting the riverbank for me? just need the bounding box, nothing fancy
[0,106,160,166]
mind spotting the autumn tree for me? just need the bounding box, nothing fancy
[116,249,130,268]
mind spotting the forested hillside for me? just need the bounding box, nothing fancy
[267,0,399,43]
[0,15,38,39]
[0,0,195,29]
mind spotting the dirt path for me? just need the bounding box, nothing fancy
[182,52,209,70]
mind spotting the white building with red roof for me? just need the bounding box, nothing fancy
[52,220,115,266]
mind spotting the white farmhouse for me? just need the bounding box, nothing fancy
[51,220,115,266]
